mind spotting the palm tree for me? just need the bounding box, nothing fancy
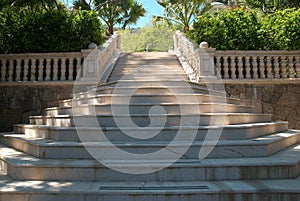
[94,0,145,35]
[156,0,211,32]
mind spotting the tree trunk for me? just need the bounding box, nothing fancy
[108,25,114,35]
[184,26,189,33]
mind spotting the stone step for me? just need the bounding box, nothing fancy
[1,143,300,181]
[15,122,288,141]
[87,80,209,91]
[109,76,188,81]
[45,103,255,116]
[29,113,272,127]
[1,130,299,159]
[0,169,299,201]
[60,94,240,107]
[89,85,218,95]
[111,69,186,76]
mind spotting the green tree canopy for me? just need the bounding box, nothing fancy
[7,0,61,11]
[238,0,300,12]
[155,0,211,32]
[73,0,146,35]
[120,22,175,52]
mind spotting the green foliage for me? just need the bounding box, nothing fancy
[260,8,300,50]
[237,0,300,13]
[188,8,261,50]
[76,0,146,35]
[156,0,210,32]
[187,8,300,50]
[120,22,175,52]
[0,9,105,53]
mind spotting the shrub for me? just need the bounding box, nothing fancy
[0,9,105,54]
[187,8,300,50]
[260,8,300,50]
[187,8,261,50]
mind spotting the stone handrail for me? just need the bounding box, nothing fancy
[0,52,83,82]
[0,32,121,83]
[174,31,300,81]
[216,50,300,79]
[81,32,121,83]
[174,31,216,82]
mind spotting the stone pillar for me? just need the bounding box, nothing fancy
[173,30,182,53]
[114,31,121,50]
[81,46,101,82]
[197,42,216,78]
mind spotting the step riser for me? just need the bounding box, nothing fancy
[21,122,288,141]
[61,96,239,107]
[30,115,272,127]
[92,87,214,95]
[2,132,299,159]
[0,192,298,201]
[109,75,187,79]
[46,105,255,116]
[4,161,299,182]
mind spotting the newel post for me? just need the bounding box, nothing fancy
[197,41,216,78]
[81,43,101,81]
[173,30,182,53]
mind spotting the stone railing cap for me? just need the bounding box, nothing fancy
[199,41,209,48]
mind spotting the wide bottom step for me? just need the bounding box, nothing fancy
[0,171,299,201]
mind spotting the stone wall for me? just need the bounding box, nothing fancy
[0,82,75,132]
[224,79,300,129]
[1,80,300,131]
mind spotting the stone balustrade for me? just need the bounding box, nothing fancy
[174,31,300,80]
[0,52,83,82]
[215,51,300,79]
[0,32,121,83]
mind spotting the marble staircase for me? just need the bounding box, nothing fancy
[0,52,299,201]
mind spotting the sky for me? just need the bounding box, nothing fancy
[65,0,163,28]
[134,0,164,28]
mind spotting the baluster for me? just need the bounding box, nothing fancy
[265,56,272,78]
[295,56,300,78]
[273,56,280,78]
[282,57,293,78]
[214,56,221,75]
[223,56,229,79]
[34,59,40,81]
[231,57,237,79]
[291,57,296,78]
[44,58,51,81]
[252,56,259,79]
[0,59,6,81]
[23,59,30,81]
[75,57,83,79]
[286,56,293,78]
[227,56,235,79]
[15,58,22,81]
[245,56,251,79]
[52,58,59,81]
[60,58,66,81]
[7,59,14,81]
[236,56,243,79]
[258,56,265,79]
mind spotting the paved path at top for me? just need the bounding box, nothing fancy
[108,52,188,82]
